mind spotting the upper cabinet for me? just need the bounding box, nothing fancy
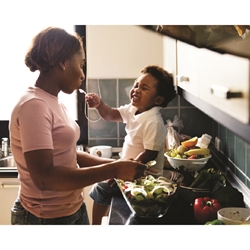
[198,47,250,124]
[174,40,250,124]
[163,36,177,86]
[176,41,200,98]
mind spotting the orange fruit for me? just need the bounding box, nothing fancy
[181,136,198,148]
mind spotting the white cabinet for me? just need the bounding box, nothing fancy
[163,36,177,86]
[175,40,250,124]
[0,178,20,225]
[176,40,200,97]
[198,48,250,124]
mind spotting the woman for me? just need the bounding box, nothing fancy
[9,27,145,225]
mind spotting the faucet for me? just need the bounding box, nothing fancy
[1,137,9,158]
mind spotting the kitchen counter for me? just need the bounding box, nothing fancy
[107,148,250,225]
[108,189,199,225]
[0,168,18,178]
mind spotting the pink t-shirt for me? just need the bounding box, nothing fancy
[9,86,83,218]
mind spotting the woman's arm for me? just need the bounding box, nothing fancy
[24,149,145,192]
[76,150,115,167]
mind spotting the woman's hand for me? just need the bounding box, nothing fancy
[85,93,101,108]
[114,160,146,181]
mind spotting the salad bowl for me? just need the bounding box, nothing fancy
[116,170,184,218]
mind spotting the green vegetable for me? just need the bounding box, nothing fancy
[212,186,245,208]
[189,168,226,193]
[205,219,225,225]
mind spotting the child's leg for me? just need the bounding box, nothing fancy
[92,202,110,225]
[89,180,120,225]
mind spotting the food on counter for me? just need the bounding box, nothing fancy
[194,197,221,224]
[181,136,198,148]
[176,145,189,155]
[116,174,181,218]
[118,175,176,202]
[189,168,226,194]
[205,219,225,225]
[184,147,210,156]
[165,148,210,159]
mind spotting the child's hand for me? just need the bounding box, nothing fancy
[85,93,101,108]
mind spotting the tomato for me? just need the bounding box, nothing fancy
[188,155,197,159]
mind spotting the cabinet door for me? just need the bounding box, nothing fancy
[198,48,250,123]
[163,36,177,86]
[177,40,199,97]
[0,178,20,225]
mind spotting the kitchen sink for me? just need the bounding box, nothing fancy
[0,156,16,167]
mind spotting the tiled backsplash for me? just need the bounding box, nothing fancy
[86,78,250,192]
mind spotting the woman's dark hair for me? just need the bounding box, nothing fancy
[141,65,176,107]
[25,27,84,73]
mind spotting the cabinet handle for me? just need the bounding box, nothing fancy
[176,76,190,82]
[210,84,243,99]
[1,183,19,188]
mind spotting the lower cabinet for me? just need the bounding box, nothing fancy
[0,178,20,225]
[0,178,93,225]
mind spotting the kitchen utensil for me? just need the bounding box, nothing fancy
[164,153,212,172]
[89,145,112,158]
[145,160,156,169]
[78,89,87,95]
[217,207,250,225]
[115,170,184,218]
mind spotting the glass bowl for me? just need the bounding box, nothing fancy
[116,170,184,218]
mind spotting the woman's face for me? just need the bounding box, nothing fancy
[130,73,163,113]
[61,48,85,94]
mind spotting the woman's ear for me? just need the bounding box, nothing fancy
[155,96,164,105]
[59,62,66,71]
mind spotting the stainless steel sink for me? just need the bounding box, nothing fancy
[0,156,16,167]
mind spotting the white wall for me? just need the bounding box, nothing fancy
[0,24,77,120]
[86,25,164,78]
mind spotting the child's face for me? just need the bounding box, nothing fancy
[130,73,163,113]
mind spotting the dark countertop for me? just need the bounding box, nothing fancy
[107,147,250,225]
[0,168,18,178]
[108,189,199,225]
[107,156,218,225]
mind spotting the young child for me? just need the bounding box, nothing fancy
[85,65,176,224]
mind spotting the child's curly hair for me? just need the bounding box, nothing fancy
[141,65,176,107]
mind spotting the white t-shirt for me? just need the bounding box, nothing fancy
[9,86,83,218]
[118,103,166,176]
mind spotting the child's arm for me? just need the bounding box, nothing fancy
[134,149,158,164]
[86,93,122,122]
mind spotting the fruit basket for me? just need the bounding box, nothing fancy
[116,170,184,218]
[164,153,212,172]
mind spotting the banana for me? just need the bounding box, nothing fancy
[184,148,210,156]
